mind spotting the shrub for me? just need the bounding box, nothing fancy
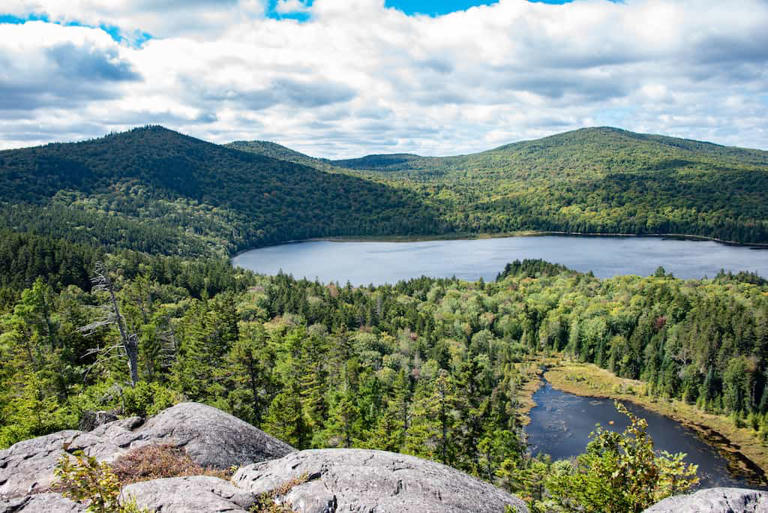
[111,444,232,484]
[250,474,309,513]
[55,452,147,513]
[544,402,698,513]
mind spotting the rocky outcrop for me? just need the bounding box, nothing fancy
[122,476,257,513]
[644,487,768,513]
[0,430,82,498]
[0,493,86,513]
[233,448,530,513]
[0,402,293,499]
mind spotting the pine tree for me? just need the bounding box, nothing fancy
[263,382,308,448]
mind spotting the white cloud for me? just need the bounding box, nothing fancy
[274,0,311,15]
[1,0,767,156]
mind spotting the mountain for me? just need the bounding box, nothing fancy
[0,126,445,256]
[226,140,335,172]
[240,127,768,244]
[2,126,766,258]
[332,153,425,171]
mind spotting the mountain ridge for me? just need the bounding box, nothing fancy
[230,126,768,244]
[0,125,445,256]
[1,125,767,253]
[227,126,767,165]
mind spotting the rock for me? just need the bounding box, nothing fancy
[0,402,293,499]
[121,476,257,513]
[0,430,82,498]
[126,402,294,469]
[644,487,768,513]
[233,448,529,513]
[0,493,86,513]
[78,410,119,432]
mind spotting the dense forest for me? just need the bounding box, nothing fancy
[2,126,767,259]
[2,126,768,510]
[239,127,768,245]
[1,228,766,509]
[0,127,446,257]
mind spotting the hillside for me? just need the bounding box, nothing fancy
[236,127,768,244]
[0,127,446,256]
[2,126,766,257]
[226,140,335,172]
[345,127,768,243]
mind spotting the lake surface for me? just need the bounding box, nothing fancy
[526,381,765,489]
[232,236,767,285]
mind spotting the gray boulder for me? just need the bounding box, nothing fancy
[0,493,86,513]
[122,476,257,513]
[0,402,293,499]
[644,487,768,513]
[125,402,294,468]
[0,430,81,498]
[233,448,529,513]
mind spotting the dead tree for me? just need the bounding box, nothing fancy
[80,262,139,387]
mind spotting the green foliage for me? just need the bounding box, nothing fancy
[326,127,768,244]
[3,126,767,265]
[0,126,446,257]
[543,403,698,513]
[2,124,764,509]
[0,253,762,505]
[55,452,148,513]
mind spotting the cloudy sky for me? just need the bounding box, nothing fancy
[1,0,767,157]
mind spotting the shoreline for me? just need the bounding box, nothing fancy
[232,231,768,257]
[536,360,768,487]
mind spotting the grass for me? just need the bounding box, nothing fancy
[542,359,768,486]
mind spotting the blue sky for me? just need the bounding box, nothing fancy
[266,0,588,19]
[0,13,149,45]
[385,0,579,15]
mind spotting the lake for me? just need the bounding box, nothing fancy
[526,380,766,489]
[232,235,768,285]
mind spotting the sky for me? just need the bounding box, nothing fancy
[0,0,767,157]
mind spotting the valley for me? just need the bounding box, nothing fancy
[1,127,767,512]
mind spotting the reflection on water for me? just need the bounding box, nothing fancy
[526,381,766,489]
[232,236,768,286]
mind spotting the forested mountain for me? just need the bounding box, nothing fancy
[0,126,445,257]
[236,127,768,244]
[3,126,766,256]
[226,140,335,172]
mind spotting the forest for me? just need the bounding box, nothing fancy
[1,126,767,260]
[2,126,768,510]
[244,127,768,245]
[1,228,766,510]
[0,126,446,258]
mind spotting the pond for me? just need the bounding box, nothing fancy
[526,380,766,489]
[232,235,768,285]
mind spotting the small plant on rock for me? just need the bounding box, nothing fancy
[249,474,310,513]
[55,452,148,513]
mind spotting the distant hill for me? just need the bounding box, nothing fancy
[332,153,425,171]
[240,127,768,244]
[226,140,335,172]
[0,126,446,256]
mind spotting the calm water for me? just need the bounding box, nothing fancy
[232,236,767,285]
[526,381,765,489]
